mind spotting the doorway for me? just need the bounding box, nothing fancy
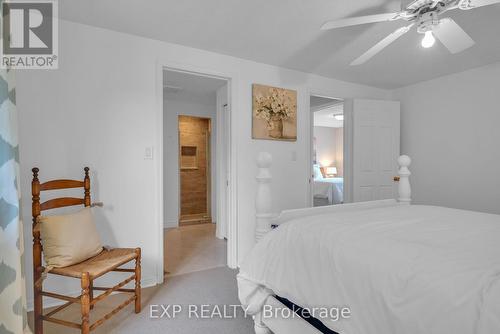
[163,69,230,277]
[310,95,345,207]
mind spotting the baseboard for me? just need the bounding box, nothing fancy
[26,276,158,312]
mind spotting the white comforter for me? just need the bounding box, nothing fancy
[238,205,500,334]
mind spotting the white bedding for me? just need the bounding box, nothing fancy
[314,177,343,204]
[238,205,500,334]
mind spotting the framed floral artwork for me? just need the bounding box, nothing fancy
[252,84,297,141]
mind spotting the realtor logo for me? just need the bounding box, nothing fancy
[1,0,58,69]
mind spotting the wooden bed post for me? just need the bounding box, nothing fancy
[255,152,273,242]
[397,155,412,204]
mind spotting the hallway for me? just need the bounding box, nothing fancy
[164,224,226,277]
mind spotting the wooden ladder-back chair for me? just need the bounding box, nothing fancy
[32,167,141,334]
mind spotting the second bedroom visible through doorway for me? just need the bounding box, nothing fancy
[311,95,344,207]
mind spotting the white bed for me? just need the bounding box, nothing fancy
[312,164,343,205]
[239,153,500,334]
[313,177,343,205]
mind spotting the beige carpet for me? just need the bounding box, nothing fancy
[164,223,227,276]
[28,267,254,333]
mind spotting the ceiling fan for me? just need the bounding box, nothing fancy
[321,0,500,65]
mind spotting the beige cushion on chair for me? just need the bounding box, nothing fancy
[39,207,103,268]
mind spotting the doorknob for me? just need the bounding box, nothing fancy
[393,176,400,182]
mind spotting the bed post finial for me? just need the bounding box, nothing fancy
[255,152,273,242]
[397,155,411,204]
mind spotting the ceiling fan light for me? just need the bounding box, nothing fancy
[421,31,436,48]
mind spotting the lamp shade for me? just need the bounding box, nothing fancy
[326,166,337,175]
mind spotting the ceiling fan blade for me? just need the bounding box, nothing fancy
[433,18,475,54]
[458,0,500,9]
[321,12,400,30]
[350,24,414,66]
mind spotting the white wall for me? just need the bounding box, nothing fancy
[16,19,390,308]
[314,126,336,167]
[163,93,218,227]
[333,127,344,177]
[393,62,500,214]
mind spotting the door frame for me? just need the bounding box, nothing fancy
[156,60,238,284]
[308,93,352,206]
[215,87,230,240]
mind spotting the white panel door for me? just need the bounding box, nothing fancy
[352,99,400,202]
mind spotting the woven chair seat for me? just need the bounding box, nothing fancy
[48,248,137,279]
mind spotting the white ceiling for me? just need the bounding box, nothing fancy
[163,70,226,104]
[310,95,342,110]
[60,0,500,89]
[314,101,344,128]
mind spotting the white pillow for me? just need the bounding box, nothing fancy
[313,164,323,180]
[39,208,103,268]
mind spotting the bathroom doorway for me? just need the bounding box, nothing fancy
[178,115,212,225]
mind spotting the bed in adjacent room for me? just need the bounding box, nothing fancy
[313,165,343,206]
[239,154,500,334]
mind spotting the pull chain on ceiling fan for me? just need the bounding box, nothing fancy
[321,0,500,65]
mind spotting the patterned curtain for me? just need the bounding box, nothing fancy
[0,44,31,334]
